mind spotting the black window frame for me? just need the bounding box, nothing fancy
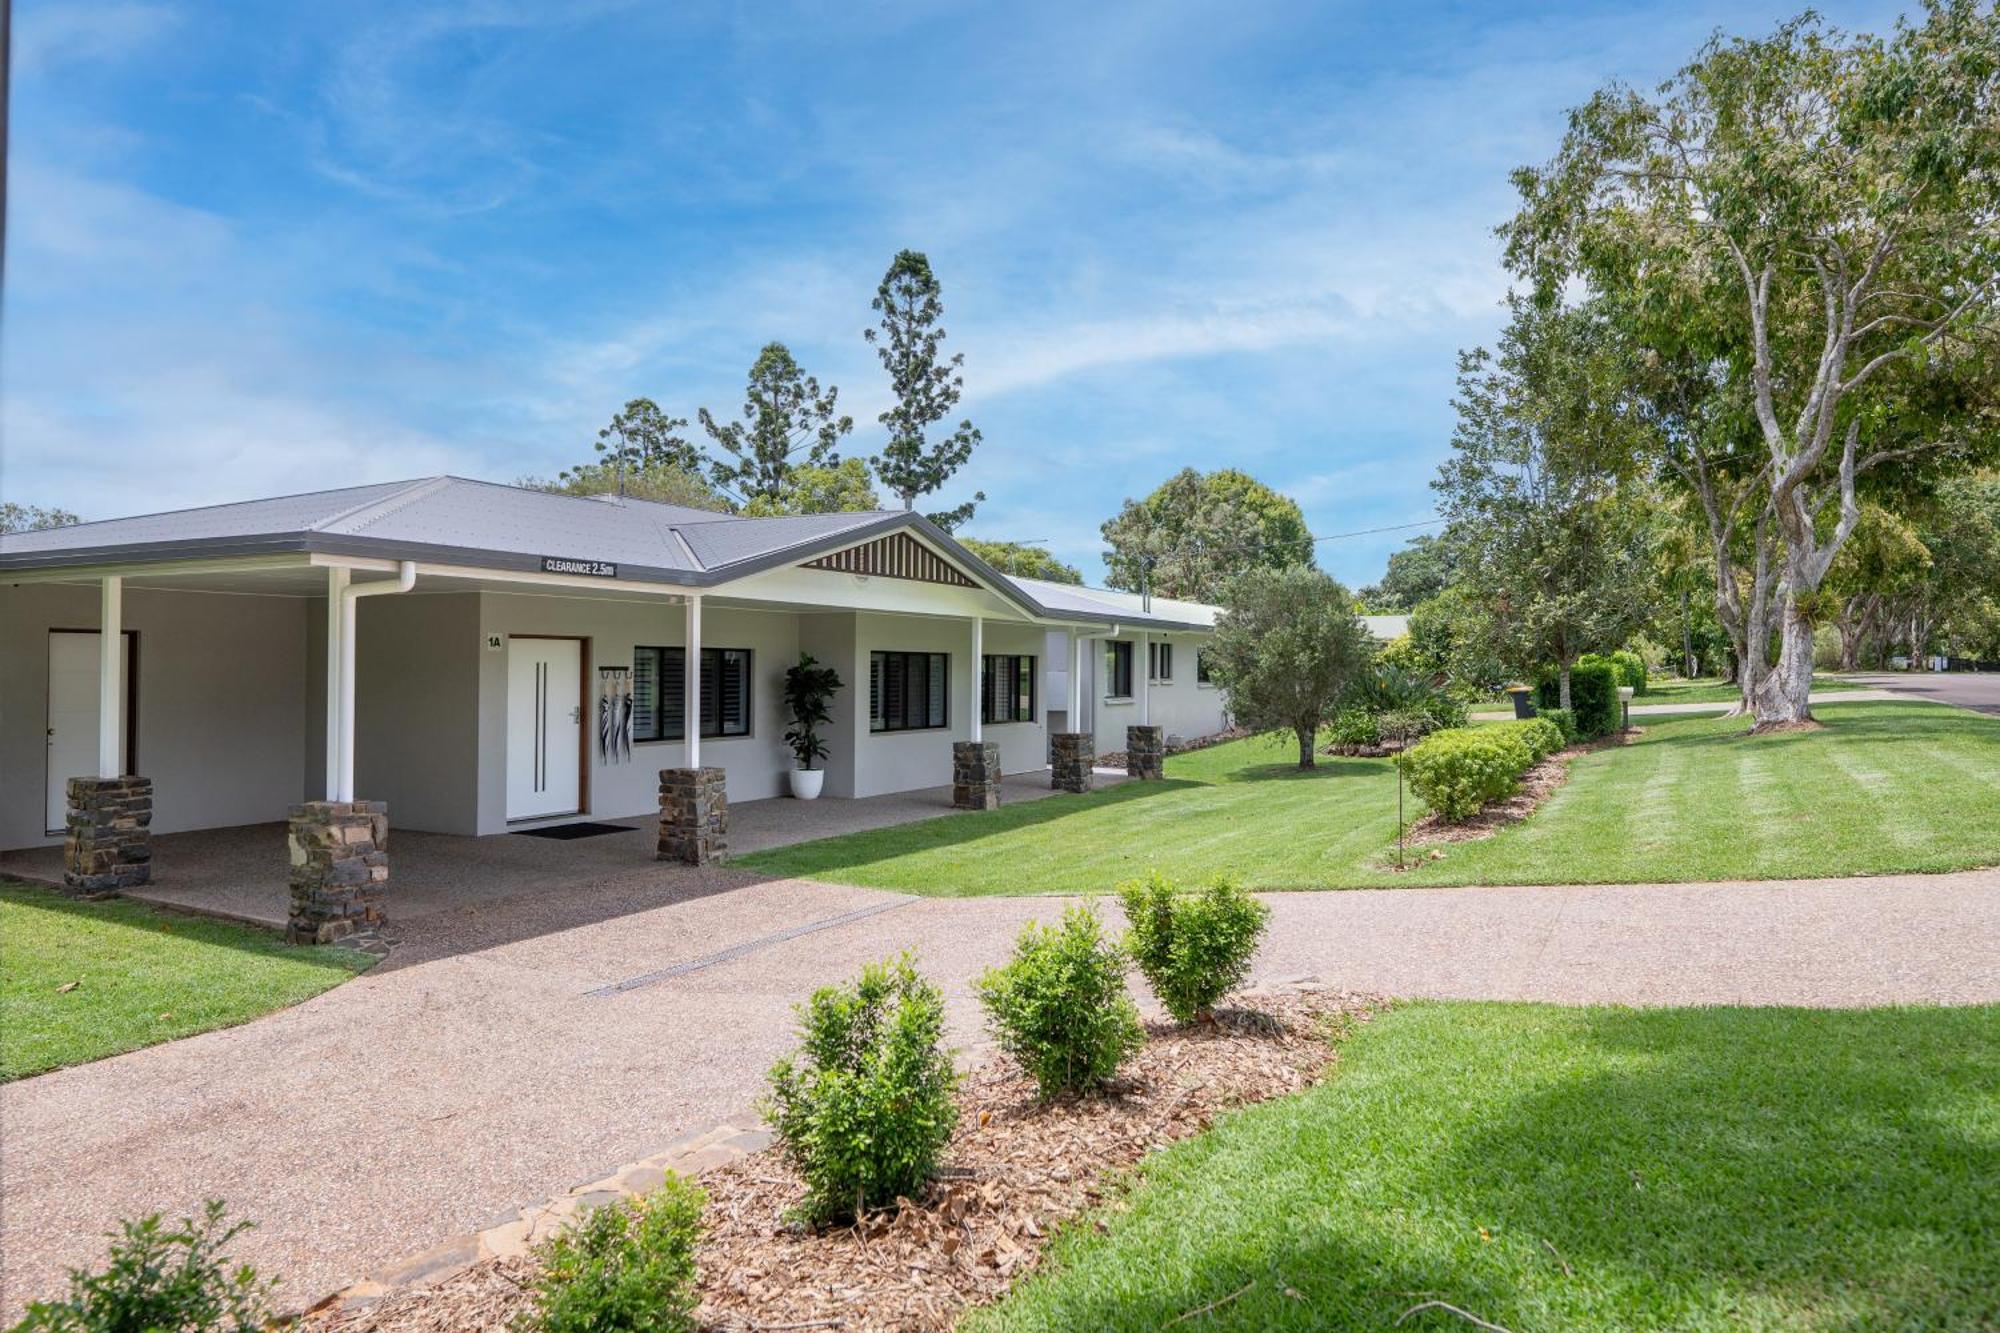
[1105,640,1135,699]
[870,650,951,733]
[981,654,1037,725]
[1148,640,1173,682]
[631,645,753,743]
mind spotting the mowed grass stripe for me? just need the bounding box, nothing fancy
[734,702,2000,895]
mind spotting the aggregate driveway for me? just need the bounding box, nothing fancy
[4,865,1998,1317]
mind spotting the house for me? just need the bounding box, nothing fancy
[0,477,1225,936]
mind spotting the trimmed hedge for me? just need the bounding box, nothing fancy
[1395,727,1536,822]
[1536,661,1620,739]
[1487,717,1565,763]
[1579,649,1647,694]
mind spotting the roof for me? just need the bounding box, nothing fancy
[0,476,1221,631]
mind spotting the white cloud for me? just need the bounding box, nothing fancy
[13,2,179,75]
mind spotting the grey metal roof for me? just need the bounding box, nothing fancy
[0,475,1219,630]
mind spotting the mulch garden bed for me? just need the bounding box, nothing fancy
[1399,729,1640,850]
[310,987,1375,1333]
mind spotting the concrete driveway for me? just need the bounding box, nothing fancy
[1846,670,2000,715]
[4,865,1998,1318]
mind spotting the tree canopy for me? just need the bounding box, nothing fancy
[1204,566,1371,768]
[866,250,983,531]
[1100,468,1314,603]
[1359,534,1453,612]
[1503,1,2000,723]
[1,503,79,534]
[957,538,1082,584]
[742,458,883,517]
[700,342,853,509]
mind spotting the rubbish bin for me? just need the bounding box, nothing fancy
[1505,685,1536,719]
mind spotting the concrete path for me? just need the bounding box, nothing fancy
[1470,687,1902,722]
[4,866,1997,1318]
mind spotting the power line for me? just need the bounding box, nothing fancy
[1309,518,1445,543]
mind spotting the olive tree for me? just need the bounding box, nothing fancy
[1204,566,1371,769]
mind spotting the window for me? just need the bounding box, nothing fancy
[870,651,949,732]
[631,646,753,742]
[1148,641,1173,682]
[1196,648,1213,685]
[982,654,1036,724]
[1105,641,1134,698]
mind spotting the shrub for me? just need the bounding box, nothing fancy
[1396,727,1535,822]
[1488,717,1564,762]
[1579,649,1647,694]
[1535,661,1620,739]
[1540,707,1580,746]
[1338,664,1466,738]
[525,1177,704,1333]
[977,906,1144,1099]
[1117,873,1270,1024]
[1327,708,1381,747]
[15,1201,274,1333]
[764,955,959,1222]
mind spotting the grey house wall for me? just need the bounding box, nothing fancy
[1091,629,1227,754]
[0,584,309,849]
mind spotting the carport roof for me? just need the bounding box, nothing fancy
[0,475,1219,631]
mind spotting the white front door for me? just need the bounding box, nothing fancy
[46,631,133,833]
[506,637,583,821]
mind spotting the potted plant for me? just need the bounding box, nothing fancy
[782,652,844,799]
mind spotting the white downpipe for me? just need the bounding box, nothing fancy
[324,567,349,799]
[337,561,417,802]
[969,616,983,743]
[685,595,702,770]
[97,577,123,778]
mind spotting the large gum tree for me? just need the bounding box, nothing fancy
[1504,2,2000,727]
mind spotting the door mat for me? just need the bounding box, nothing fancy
[511,821,635,840]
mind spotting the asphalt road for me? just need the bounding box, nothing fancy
[1845,670,2000,715]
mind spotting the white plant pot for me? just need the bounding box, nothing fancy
[789,768,825,800]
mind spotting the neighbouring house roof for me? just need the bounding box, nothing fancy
[0,476,1220,632]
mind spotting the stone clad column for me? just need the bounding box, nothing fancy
[1050,732,1093,793]
[1126,725,1165,781]
[287,800,388,944]
[952,741,1000,810]
[62,776,153,894]
[659,767,727,864]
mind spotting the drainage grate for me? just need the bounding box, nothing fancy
[586,898,912,996]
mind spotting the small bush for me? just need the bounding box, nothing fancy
[525,1177,704,1333]
[1535,661,1620,739]
[1540,707,1580,746]
[1327,708,1381,747]
[1487,717,1564,762]
[1117,873,1270,1024]
[977,906,1144,1099]
[1580,649,1648,694]
[15,1201,273,1333]
[764,955,959,1222]
[1396,727,1535,822]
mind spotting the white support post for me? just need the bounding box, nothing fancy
[685,595,702,769]
[1139,631,1151,725]
[324,567,349,800]
[968,617,983,742]
[1069,632,1083,727]
[97,576,123,778]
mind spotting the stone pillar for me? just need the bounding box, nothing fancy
[952,741,1001,810]
[659,767,727,864]
[1126,725,1165,781]
[62,776,153,895]
[1051,732,1094,794]
[287,800,388,944]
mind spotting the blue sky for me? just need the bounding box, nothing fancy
[2,0,1904,587]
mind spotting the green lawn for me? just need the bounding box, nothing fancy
[734,701,2000,894]
[973,1002,2000,1332]
[0,882,374,1081]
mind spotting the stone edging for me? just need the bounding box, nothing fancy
[317,1116,773,1315]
